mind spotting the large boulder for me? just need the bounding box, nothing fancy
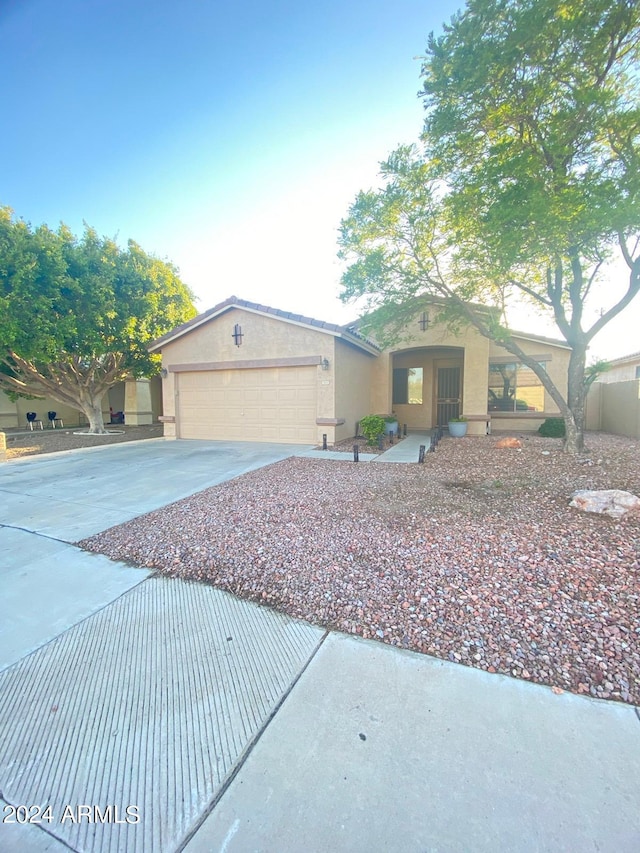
[496,437,522,449]
[570,489,640,519]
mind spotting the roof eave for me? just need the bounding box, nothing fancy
[148,296,380,355]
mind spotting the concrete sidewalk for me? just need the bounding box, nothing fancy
[1,439,639,852]
[186,633,640,853]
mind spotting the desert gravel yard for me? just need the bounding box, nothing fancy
[80,433,640,705]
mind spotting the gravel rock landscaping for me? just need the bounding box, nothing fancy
[79,432,640,705]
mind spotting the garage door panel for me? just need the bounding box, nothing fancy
[260,426,280,440]
[178,367,318,444]
[260,409,279,421]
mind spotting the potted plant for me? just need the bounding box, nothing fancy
[448,416,468,437]
[383,415,398,435]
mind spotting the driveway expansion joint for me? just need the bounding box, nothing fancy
[0,521,74,545]
[0,795,77,852]
[175,629,329,852]
[0,577,325,853]
[0,572,152,676]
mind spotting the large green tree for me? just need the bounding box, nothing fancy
[339,0,640,453]
[0,207,197,432]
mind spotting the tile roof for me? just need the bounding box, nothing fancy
[607,350,640,365]
[149,295,380,352]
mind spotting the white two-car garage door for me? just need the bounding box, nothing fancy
[177,366,317,444]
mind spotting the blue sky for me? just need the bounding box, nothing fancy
[1,0,637,359]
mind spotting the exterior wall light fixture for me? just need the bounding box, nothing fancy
[321,358,330,371]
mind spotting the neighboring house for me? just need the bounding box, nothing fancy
[149,296,571,444]
[597,351,640,383]
[0,377,163,430]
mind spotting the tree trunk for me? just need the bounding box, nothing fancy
[81,395,108,434]
[564,346,587,454]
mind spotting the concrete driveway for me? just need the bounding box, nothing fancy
[0,438,309,541]
[1,438,640,853]
[0,439,309,669]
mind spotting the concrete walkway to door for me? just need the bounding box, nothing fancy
[295,432,432,463]
[371,431,432,462]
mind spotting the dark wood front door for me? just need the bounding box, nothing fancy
[436,366,461,426]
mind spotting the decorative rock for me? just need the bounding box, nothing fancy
[496,437,522,449]
[78,433,640,707]
[569,489,640,519]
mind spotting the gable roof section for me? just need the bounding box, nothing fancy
[149,295,380,355]
[607,350,640,366]
[508,330,571,349]
[345,297,570,351]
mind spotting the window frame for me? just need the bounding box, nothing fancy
[392,366,424,406]
[488,360,546,414]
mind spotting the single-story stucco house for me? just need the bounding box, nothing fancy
[149,296,571,444]
[597,350,640,383]
[0,377,162,431]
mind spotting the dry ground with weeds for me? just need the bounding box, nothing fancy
[4,424,164,459]
[79,432,640,704]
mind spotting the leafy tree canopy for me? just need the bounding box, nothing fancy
[0,207,197,431]
[339,0,640,452]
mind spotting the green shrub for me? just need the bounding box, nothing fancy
[538,417,566,437]
[359,414,386,445]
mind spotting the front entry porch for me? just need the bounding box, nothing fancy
[386,345,491,437]
[390,347,465,431]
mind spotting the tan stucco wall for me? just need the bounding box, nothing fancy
[589,379,640,438]
[160,307,339,442]
[162,308,333,365]
[150,375,162,422]
[124,379,153,425]
[0,378,162,430]
[585,381,603,431]
[13,396,104,428]
[0,391,18,429]
[369,351,392,416]
[376,319,492,435]
[462,332,491,435]
[334,341,374,441]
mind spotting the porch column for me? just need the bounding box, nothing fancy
[124,379,154,426]
[462,336,491,435]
